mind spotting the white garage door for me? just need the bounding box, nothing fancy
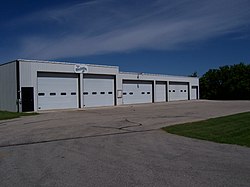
[169,82,189,101]
[123,80,153,105]
[156,81,166,102]
[37,72,79,110]
[83,75,115,107]
[191,86,198,100]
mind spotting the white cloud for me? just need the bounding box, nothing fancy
[5,0,250,59]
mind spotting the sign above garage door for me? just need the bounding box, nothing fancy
[74,64,88,73]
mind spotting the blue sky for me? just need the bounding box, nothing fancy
[0,0,250,76]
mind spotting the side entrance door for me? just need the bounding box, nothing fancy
[21,87,34,112]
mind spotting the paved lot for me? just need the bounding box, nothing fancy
[0,100,250,187]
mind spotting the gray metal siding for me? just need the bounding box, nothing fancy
[0,62,17,112]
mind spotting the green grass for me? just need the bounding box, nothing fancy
[162,112,250,147]
[0,111,37,120]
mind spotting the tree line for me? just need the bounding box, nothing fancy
[198,63,250,100]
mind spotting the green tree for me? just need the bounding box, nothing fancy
[200,63,250,100]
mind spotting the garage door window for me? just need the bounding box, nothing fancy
[92,92,97,95]
[38,93,45,96]
[50,93,56,96]
[71,92,76,95]
[61,92,67,95]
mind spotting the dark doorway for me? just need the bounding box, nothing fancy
[21,87,34,112]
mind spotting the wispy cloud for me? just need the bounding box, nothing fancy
[3,0,250,59]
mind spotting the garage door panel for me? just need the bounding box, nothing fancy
[156,82,166,102]
[83,75,114,107]
[123,80,152,105]
[169,82,188,101]
[191,86,198,100]
[37,73,78,110]
[38,94,77,110]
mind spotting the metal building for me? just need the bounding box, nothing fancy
[0,59,199,112]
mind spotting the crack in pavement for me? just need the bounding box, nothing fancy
[92,118,142,131]
[0,118,64,127]
[122,118,143,129]
[0,118,145,149]
[91,126,134,132]
[0,129,157,149]
[0,119,22,126]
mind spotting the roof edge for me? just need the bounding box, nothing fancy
[17,59,119,69]
[119,71,199,79]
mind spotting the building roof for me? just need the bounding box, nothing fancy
[17,59,119,69]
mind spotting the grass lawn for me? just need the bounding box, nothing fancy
[0,111,37,120]
[162,112,250,147]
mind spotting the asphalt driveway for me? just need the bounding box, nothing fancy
[0,100,250,186]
